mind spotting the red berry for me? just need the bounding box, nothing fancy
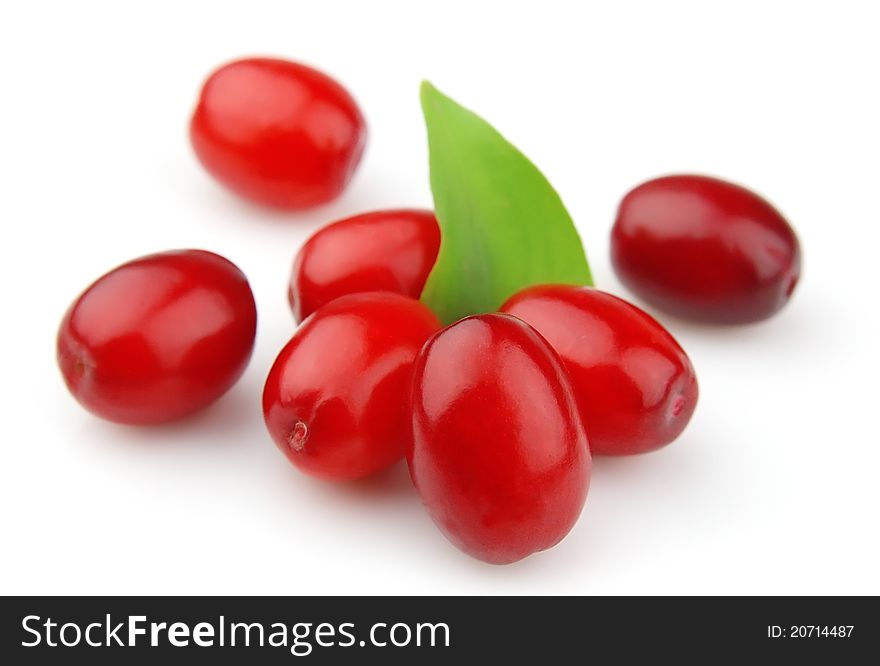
[263,292,440,481]
[611,175,801,324]
[408,313,590,564]
[57,250,257,424]
[289,209,440,322]
[501,286,698,455]
[190,57,367,209]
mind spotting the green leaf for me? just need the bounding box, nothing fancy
[419,81,592,324]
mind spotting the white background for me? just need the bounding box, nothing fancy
[1,0,878,595]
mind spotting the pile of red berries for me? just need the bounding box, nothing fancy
[57,57,801,564]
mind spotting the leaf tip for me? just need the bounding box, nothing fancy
[420,80,440,110]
